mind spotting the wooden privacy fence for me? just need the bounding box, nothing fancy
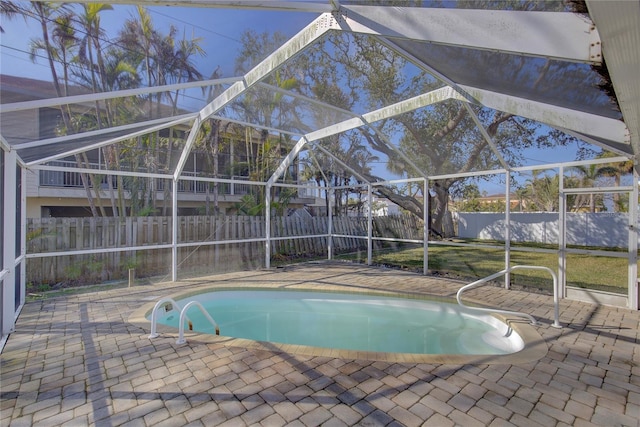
[26,214,423,286]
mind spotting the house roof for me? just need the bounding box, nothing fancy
[1,1,637,182]
[0,74,90,103]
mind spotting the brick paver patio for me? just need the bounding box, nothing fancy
[1,262,639,426]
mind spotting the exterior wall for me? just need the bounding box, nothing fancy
[26,190,242,218]
[26,167,315,217]
[457,212,632,248]
[4,91,311,219]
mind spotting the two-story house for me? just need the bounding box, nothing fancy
[1,74,314,217]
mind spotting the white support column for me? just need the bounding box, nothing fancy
[328,188,334,261]
[2,150,17,335]
[504,171,511,289]
[629,170,639,310]
[265,186,272,269]
[304,87,455,147]
[171,179,178,282]
[367,184,373,266]
[423,178,429,276]
[19,166,26,310]
[558,167,567,298]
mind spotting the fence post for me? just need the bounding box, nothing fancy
[328,188,334,260]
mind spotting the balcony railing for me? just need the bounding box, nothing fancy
[39,160,254,196]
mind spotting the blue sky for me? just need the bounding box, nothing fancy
[0,2,603,195]
[0,3,316,81]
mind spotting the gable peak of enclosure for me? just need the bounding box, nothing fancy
[1,0,637,175]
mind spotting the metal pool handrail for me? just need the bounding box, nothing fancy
[176,301,220,345]
[149,297,188,339]
[456,265,561,328]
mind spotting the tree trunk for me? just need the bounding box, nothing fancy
[102,147,119,217]
[613,175,621,212]
[35,4,98,216]
[75,155,100,217]
[212,122,220,216]
[432,182,453,237]
[442,211,455,237]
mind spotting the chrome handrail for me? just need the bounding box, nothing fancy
[176,301,220,345]
[149,297,188,339]
[456,265,561,328]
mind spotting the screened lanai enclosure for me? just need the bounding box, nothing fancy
[1,0,639,347]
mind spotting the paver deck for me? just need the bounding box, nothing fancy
[1,262,639,426]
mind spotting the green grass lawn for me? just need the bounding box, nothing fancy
[27,240,632,300]
[336,242,632,295]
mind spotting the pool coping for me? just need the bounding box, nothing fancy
[129,281,548,365]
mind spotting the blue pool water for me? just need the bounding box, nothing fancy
[152,289,524,355]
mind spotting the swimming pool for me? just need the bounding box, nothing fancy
[148,289,524,356]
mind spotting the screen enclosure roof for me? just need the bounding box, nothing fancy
[1,0,638,184]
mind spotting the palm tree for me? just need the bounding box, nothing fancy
[600,151,634,212]
[76,3,114,126]
[0,1,20,32]
[50,13,77,98]
[75,3,129,217]
[30,9,77,107]
[29,2,68,122]
[236,72,298,186]
[524,170,560,212]
[116,6,163,214]
[158,32,204,215]
[118,6,206,216]
[28,2,101,217]
[569,163,618,212]
[198,67,229,216]
[77,3,203,217]
[234,31,298,185]
[514,186,528,212]
[119,6,159,110]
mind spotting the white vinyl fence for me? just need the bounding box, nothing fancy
[456,212,632,248]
